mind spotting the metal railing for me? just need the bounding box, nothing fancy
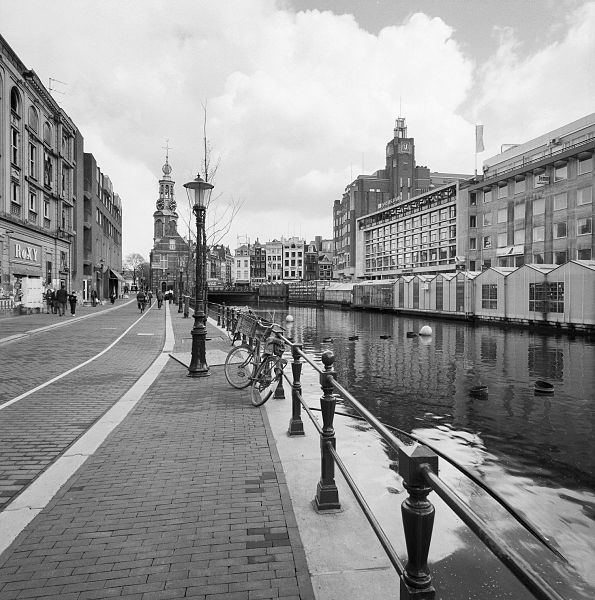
[212,303,566,600]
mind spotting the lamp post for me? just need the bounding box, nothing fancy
[178,266,184,313]
[184,173,213,378]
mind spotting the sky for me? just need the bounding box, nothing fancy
[1,0,594,260]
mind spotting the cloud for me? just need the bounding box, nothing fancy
[1,1,592,258]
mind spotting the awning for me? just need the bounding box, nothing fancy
[109,269,126,282]
[496,245,524,257]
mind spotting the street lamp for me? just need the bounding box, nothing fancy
[183,173,213,378]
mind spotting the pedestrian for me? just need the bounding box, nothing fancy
[156,289,163,309]
[136,289,146,312]
[147,290,153,306]
[67,291,77,316]
[45,288,54,314]
[55,284,68,316]
[91,289,98,307]
[110,290,116,304]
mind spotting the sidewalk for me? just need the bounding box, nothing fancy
[0,307,315,599]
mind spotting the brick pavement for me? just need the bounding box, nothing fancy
[0,308,316,599]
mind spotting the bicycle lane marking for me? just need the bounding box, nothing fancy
[0,303,175,558]
[0,305,159,411]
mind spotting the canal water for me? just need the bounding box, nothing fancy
[250,302,595,599]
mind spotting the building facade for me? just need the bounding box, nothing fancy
[461,113,594,270]
[265,239,283,281]
[250,239,267,284]
[1,34,83,310]
[234,244,250,285]
[149,156,190,295]
[356,182,463,279]
[83,153,123,300]
[282,236,305,280]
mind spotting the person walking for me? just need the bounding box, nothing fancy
[147,290,153,306]
[110,290,116,304]
[45,288,54,314]
[156,289,163,309]
[136,289,146,313]
[55,284,68,316]
[91,289,98,307]
[67,291,77,316]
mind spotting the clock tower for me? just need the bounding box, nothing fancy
[149,148,190,294]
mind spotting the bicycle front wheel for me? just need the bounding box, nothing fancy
[224,344,255,389]
[251,356,279,407]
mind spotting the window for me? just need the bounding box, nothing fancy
[554,251,567,265]
[529,282,564,313]
[43,198,50,218]
[481,284,497,310]
[483,212,492,226]
[554,221,567,238]
[514,202,525,220]
[577,187,592,205]
[578,248,592,260]
[470,193,477,206]
[514,228,525,244]
[554,163,568,181]
[578,217,592,235]
[169,239,176,250]
[514,178,526,194]
[29,192,37,212]
[43,122,52,145]
[553,192,567,210]
[533,198,545,215]
[483,189,492,203]
[29,143,37,178]
[11,87,22,114]
[578,156,593,175]
[469,237,477,250]
[533,253,544,264]
[498,184,508,199]
[28,106,39,132]
[11,128,19,165]
[497,208,507,223]
[11,181,20,204]
[533,226,545,242]
[44,151,53,187]
[483,236,492,249]
[469,215,477,228]
[497,232,507,247]
[529,283,546,312]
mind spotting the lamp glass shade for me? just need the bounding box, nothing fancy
[183,174,214,208]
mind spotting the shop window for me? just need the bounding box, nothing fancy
[553,192,567,210]
[577,186,592,205]
[481,284,497,310]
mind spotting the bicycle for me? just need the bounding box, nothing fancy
[250,325,287,407]
[224,310,271,389]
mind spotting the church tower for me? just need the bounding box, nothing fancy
[149,147,190,294]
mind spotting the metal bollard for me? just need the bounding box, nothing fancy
[315,350,340,510]
[288,343,304,435]
[398,444,438,600]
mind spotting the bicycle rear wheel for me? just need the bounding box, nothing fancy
[224,344,255,389]
[251,355,279,407]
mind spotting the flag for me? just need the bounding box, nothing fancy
[475,124,485,153]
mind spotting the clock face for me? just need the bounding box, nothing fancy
[156,199,165,210]
[169,199,177,211]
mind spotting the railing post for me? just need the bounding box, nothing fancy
[217,303,221,326]
[288,343,304,435]
[274,351,286,400]
[315,350,340,510]
[398,444,438,600]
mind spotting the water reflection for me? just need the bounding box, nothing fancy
[257,302,595,596]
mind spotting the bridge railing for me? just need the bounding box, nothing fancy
[211,302,566,600]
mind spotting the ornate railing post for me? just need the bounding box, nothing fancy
[398,444,438,600]
[315,350,340,510]
[288,343,304,435]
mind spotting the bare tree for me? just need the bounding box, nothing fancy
[123,253,146,285]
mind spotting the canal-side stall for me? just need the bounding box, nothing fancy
[414,273,435,311]
[473,266,516,321]
[395,275,415,310]
[352,279,397,310]
[505,263,556,323]
[322,282,354,307]
[546,260,595,329]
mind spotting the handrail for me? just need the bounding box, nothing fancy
[213,302,567,600]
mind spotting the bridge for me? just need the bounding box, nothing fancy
[207,285,259,304]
